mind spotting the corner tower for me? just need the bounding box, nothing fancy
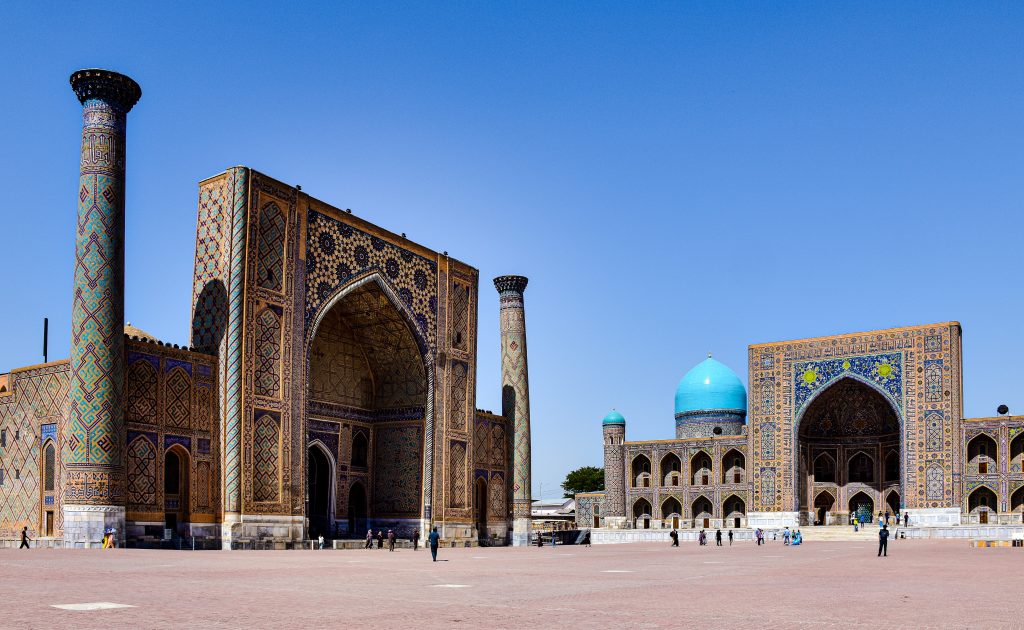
[65,69,141,546]
[601,410,627,528]
[494,275,532,546]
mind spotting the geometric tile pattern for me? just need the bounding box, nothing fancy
[68,101,129,498]
[222,168,249,514]
[256,202,286,292]
[371,424,423,516]
[0,363,69,537]
[125,435,156,508]
[448,440,467,509]
[494,276,531,520]
[124,356,158,424]
[253,308,282,398]
[67,77,141,508]
[305,210,438,351]
[793,352,903,414]
[190,174,230,354]
[252,412,280,502]
[164,367,192,429]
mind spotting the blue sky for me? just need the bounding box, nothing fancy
[1,3,1022,498]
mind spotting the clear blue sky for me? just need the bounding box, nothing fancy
[1,3,1022,499]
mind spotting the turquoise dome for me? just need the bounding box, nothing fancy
[674,356,747,415]
[602,410,626,426]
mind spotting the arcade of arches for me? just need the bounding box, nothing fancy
[798,378,901,526]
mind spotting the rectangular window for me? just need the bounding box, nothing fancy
[979,462,988,474]
[1,429,6,447]
[14,469,19,480]
[0,469,4,485]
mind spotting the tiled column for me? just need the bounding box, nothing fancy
[64,69,141,547]
[494,276,532,546]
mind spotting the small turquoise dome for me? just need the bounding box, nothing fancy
[674,356,747,415]
[602,410,626,426]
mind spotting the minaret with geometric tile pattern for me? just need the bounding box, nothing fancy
[64,69,141,547]
[494,275,532,546]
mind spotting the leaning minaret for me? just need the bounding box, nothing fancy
[65,69,141,546]
[494,275,533,546]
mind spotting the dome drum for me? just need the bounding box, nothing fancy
[674,409,745,439]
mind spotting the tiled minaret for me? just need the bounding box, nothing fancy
[494,275,532,546]
[65,69,141,546]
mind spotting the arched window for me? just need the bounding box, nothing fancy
[43,442,55,492]
[351,432,369,468]
[632,455,652,488]
[813,453,836,483]
[848,452,873,483]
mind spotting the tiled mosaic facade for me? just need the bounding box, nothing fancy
[583,322,1024,531]
[749,323,963,515]
[0,71,518,546]
[122,338,220,540]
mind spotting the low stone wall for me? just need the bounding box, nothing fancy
[591,528,756,544]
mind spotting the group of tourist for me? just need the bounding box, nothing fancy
[668,528,736,546]
[363,528,402,551]
[358,527,441,560]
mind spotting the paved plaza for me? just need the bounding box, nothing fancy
[0,539,1021,629]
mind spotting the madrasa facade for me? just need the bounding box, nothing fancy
[577,323,1024,533]
[0,69,536,548]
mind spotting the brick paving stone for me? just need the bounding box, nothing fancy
[0,538,1021,629]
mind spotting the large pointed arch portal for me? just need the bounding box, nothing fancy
[306,273,431,538]
[796,377,901,525]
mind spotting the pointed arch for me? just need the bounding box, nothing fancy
[691,495,714,527]
[847,450,875,483]
[660,452,682,487]
[632,497,652,529]
[690,451,712,486]
[631,454,652,488]
[968,485,998,513]
[661,496,682,519]
[722,448,745,484]
[967,433,998,474]
[813,452,836,483]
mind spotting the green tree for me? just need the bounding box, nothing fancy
[561,466,604,497]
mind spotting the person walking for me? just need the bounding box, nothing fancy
[884,510,890,525]
[728,529,734,546]
[365,529,373,549]
[412,529,420,550]
[551,531,557,548]
[903,512,909,527]
[670,529,679,547]
[698,530,706,546]
[783,527,791,545]
[376,530,384,549]
[756,528,764,546]
[19,526,30,549]
[318,534,325,550]
[878,524,889,557]
[715,529,723,546]
[387,529,396,552]
[428,526,440,562]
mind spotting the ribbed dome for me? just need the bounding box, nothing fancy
[602,410,626,426]
[674,356,747,415]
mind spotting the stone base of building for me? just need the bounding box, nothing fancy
[62,504,125,548]
[746,511,800,529]
[602,516,628,529]
[220,514,304,549]
[479,521,510,545]
[511,517,531,546]
[437,520,474,542]
[904,507,961,527]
